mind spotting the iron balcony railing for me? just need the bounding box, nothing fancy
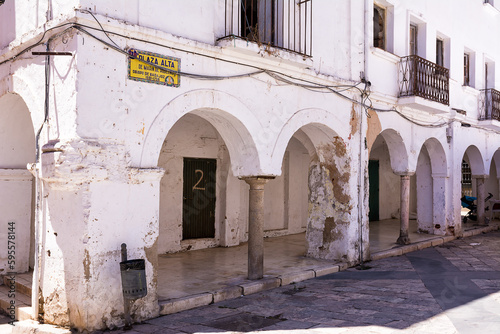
[221,0,312,56]
[479,88,500,121]
[399,55,449,105]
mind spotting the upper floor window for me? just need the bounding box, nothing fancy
[464,53,471,86]
[485,60,495,89]
[373,4,386,50]
[409,24,418,56]
[223,0,312,56]
[436,39,444,67]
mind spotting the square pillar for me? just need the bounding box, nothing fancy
[432,174,448,235]
[474,175,487,225]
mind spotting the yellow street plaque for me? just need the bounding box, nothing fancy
[128,48,180,87]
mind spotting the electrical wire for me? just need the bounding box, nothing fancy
[0,22,76,66]
[0,12,490,131]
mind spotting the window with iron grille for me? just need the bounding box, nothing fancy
[461,160,472,197]
[223,0,312,56]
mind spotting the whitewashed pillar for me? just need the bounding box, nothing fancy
[432,174,448,235]
[474,175,487,225]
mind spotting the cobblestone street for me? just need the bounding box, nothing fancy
[103,231,500,334]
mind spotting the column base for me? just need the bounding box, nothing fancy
[396,235,411,245]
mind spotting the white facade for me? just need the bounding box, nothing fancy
[0,0,499,331]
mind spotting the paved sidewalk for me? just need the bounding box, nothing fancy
[103,231,500,334]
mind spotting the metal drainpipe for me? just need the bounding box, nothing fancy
[32,1,54,321]
[357,0,371,267]
[32,41,51,320]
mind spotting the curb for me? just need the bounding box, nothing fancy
[159,263,344,316]
[371,224,500,261]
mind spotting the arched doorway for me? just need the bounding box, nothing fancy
[415,138,448,235]
[368,129,413,247]
[0,93,36,273]
[461,145,486,225]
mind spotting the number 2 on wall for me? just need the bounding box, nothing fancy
[192,169,206,190]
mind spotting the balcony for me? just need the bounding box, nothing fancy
[398,55,450,111]
[479,88,500,122]
[219,0,312,57]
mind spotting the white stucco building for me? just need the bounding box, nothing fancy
[0,0,499,331]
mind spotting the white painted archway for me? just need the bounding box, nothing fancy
[140,89,264,177]
[0,92,36,272]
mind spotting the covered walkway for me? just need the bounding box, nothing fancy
[157,218,500,305]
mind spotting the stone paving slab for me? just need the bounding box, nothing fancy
[110,230,500,334]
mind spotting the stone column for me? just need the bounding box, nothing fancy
[475,175,487,225]
[397,174,412,245]
[242,177,273,280]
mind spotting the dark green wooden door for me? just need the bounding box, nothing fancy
[183,158,216,239]
[368,160,380,221]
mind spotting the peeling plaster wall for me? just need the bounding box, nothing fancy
[40,140,162,330]
[306,138,360,263]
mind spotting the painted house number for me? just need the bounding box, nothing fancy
[192,169,206,190]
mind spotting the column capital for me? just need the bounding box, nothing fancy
[395,172,415,177]
[431,173,449,179]
[240,176,275,188]
[472,174,489,180]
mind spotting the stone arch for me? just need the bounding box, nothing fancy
[377,129,410,174]
[0,92,36,167]
[270,108,345,175]
[462,145,486,176]
[422,137,448,176]
[461,145,488,225]
[140,89,263,177]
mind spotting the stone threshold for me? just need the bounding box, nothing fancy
[159,223,500,316]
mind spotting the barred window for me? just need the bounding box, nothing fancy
[223,0,312,56]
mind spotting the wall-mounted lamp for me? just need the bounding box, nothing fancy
[446,125,453,143]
